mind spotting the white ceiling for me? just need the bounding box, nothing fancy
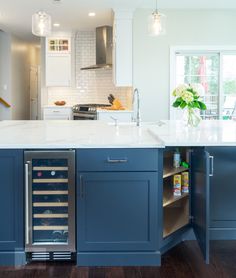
[1,0,236,43]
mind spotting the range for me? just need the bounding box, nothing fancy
[72,104,110,120]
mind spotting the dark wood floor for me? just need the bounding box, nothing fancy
[0,241,236,278]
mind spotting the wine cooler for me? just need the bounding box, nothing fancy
[24,150,75,261]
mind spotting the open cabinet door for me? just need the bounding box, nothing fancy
[191,148,210,264]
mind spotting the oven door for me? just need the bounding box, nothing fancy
[73,112,97,120]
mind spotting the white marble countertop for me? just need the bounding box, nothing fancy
[148,120,236,147]
[0,120,236,149]
[0,121,163,149]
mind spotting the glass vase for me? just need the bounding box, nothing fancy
[184,108,201,127]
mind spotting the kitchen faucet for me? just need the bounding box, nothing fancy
[133,88,141,126]
[110,116,118,127]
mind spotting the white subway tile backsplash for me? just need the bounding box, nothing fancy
[47,30,132,107]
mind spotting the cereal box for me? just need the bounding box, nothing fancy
[181,172,189,194]
[173,175,181,196]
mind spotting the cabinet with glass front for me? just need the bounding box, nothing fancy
[47,38,71,54]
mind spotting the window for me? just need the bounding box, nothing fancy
[170,47,236,120]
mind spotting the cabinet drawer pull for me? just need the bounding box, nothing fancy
[107,158,128,163]
[209,156,214,177]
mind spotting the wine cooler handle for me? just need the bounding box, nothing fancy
[209,155,214,177]
[25,163,30,245]
[80,175,84,199]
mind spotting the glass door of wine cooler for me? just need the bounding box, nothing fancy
[24,151,75,253]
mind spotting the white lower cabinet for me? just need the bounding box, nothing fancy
[97,111,133,122]
[43,107,72,120]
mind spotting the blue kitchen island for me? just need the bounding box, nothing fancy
[0,120,235,267]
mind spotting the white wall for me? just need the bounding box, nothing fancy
[11,35,31,120]
[133,9,236,121]
[0,31,11,120]
[0,31,38,120]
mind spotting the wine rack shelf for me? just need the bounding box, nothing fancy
[33,202,69,207]
[33,179,69,183]
[33,214,68,218]
[33,167,68,171]
[33,191,68,195]
[33,226,69,231]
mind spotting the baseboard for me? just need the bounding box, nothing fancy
[210,228,236,240]
[0,251,26,266]
[161,226,193,254]
[77,251,161,266]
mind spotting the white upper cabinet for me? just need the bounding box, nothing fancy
[113,10,133,87]
[45,37,72,87]
[46,55,71,87]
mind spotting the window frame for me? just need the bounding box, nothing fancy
[169,46,236,120]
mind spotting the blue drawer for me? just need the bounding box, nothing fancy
[77,149,158,172]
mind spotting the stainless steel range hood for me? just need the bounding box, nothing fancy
[81,26,112,70]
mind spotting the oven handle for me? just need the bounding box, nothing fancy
[73,113,96,120]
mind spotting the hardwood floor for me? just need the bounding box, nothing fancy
[0,241,236,278]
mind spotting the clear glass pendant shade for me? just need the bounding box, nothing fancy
[148,11,166,36]
[32,11,52,37]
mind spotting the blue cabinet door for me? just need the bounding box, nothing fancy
[77,172,159,252]
[0,150,24,265]
[191,149,210,264]
[206,147,236,239]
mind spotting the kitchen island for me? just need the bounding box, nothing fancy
[0,120,235,267]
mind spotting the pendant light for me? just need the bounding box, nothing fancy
[32,11,52,37]
[148,0,166,36]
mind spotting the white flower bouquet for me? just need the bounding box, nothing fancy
[172,84,207,110]
[172,84,207,126]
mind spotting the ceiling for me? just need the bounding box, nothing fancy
[1,0,236,43]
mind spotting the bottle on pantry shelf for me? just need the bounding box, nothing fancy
[173,175,181,196]
[181,161,189,169]
[173,148,181,168]
[181,172,189,194]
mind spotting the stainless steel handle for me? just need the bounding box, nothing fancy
[107,158,128,163]
[52,110,60,113]
[73,113,96,119]
[80,175,84,199]
[209,155,214,177]
[25,163,29,245]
